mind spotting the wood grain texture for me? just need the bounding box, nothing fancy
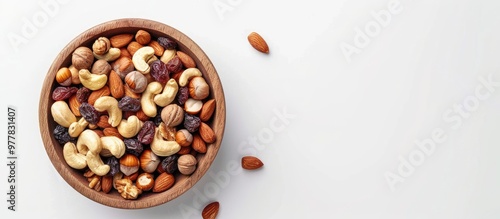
[38,18,226,209]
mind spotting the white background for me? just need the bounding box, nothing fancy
[1,0,500,218]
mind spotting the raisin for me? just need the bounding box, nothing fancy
[166,56,183,73]
[176,86,189,106]
[76,87,91,103]
[53,125,75,145]
[160,155,179,174]
[152,110,163,126]
[184,113,201,133]
[137,121,155,144]
[105,157,120,177]
[150,60,169,83]
[118,96,141,112]
[124,138,143,157]
[79,102,100,124]
[157,36,177,50]
[52,86,78,101]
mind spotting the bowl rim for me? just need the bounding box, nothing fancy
[38,18,226,209]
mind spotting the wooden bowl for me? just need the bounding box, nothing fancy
[38,18,225,209]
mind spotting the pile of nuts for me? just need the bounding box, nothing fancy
[50,29,217,199]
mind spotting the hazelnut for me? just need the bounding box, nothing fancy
[136,173,154,191]
[112,57,134,79]
[161,104,184,127]
[91,59,111,75]
[175,129,193,147]
[92,37,111,55]
[177,154,197,175]
[56,67,72,86]
[139,149,160,173]
[188,76,209,100]
[184,98,203,115]
[72,46,94,70]
[125,71,148,93]
[119,153,139,176]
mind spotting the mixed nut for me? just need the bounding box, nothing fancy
[50,29,217,200]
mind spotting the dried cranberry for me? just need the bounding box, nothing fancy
[79,102,99,124]
[52,86,78,101]
[150,60,169,83]
[118,96,141,112]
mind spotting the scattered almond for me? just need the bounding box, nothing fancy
[247,32,269,54]
[241,156,264,170]
[202,201,220,219]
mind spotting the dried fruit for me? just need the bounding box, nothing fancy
[241,156,264,170]
[79,102,100,124]
[118,96,141,112]
[184,113,201,133]
[166,56,183,73]
[150,60,169,83]
[52,86,78,101]
[54,125,75,145]
[176,86,189,106]
[160,155,179,174]
[202,202,220,219]
[124,138,144,157]
[157,36,177,49]
[137,121,155,144]
[76,87,91,103]
[105,156,120,177]
[247,32,269,54]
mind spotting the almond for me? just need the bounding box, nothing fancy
[119,47,132,59]
[199,122,216,144]
[148,40,165,57]
[127,41,143,56]
[200,99,216,122]
[135,109,150,121]
[192,134,207,154]
[202,201,220,219]
[135,30,151,45]
[88,86,111,105]
[68,94,81,116]
[110,34,134,48]
[103,127,124,140]
[152,172,175,193]
[176,51,196,68]
[101,175,113,194]
[97,115,112,128]
[241,156,264,170]
[247,32,269,54]
[109,70,125,99]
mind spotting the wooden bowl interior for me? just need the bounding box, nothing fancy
[38,19,225,209]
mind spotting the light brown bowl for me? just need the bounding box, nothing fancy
[38,18,225,209]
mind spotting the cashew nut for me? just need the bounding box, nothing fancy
[160,49,176,64]
[79,69,108,90]
[68,117,89,137]
[51,101,77,128]
[151,127,180,157]
[117,115,143,138]
[141,81,163,117]
[100,136,126,158]
[132,46,155,74]
[63,142,87,169]
[179,68,202,87]
[93,96,122,127]
[76,129,102,155]
[154,79,178,107]
[86,151,110,176]
[93,47,121,62]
